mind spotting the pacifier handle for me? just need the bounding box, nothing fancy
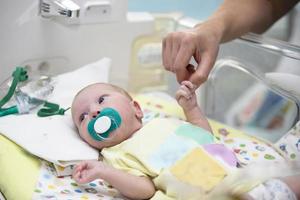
[94,116,112,134]
[37,101,70,117]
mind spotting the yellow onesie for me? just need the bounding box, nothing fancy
[102,118,240,199]
[101,118,284,199]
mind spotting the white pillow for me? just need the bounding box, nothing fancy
[0,58,111,166]
[49,57,111,107]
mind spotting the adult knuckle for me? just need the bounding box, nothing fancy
[181,35,192,44]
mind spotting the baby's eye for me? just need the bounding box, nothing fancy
[79,112,88,122]
[98,95,106,104]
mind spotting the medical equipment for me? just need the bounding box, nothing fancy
[37,101,69,117]
[0,67,29,116]
[88,107,122,141]
[0,94,45,116]
[0,67,28,107]
[39,0,127,25]
[0,66,68,117]
[40,0,80,19]
[0,0,153,88]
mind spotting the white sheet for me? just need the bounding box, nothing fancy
[0,58,111,166]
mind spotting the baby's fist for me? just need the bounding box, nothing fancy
[176,81,197,110]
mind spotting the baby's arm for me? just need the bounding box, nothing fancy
[73,160,155,199]
[176,80,212,132]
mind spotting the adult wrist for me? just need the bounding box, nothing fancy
[194,18,224,44]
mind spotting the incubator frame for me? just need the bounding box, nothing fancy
[240,33,300,60]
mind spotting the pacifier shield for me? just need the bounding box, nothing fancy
[88,107,122,141]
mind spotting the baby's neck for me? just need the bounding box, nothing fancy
[128,123,143,139]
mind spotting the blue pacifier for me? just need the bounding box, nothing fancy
[87,107,122,141]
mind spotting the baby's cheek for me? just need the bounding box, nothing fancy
[79,125,91,143]
[79,120,89,135]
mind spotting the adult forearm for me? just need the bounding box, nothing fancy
[204,0,298,43]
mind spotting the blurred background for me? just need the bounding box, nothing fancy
[129,0,223,20]
[128,0,297,42]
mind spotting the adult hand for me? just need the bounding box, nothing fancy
[162,22,221,88]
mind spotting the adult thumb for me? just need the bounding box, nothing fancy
[189,52,216,87]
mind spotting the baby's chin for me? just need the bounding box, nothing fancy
[87,134,123,149]
[91,139,122,150]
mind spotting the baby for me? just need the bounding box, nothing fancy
[71,81,299,200]
[71,81,232,198]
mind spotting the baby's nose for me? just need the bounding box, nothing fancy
[89,104,101,118]
[90,110,100,119]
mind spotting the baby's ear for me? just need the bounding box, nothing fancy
[131,100,144,119]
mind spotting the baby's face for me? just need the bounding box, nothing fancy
[71,83,143,149]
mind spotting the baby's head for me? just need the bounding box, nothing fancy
[71,83,143,149]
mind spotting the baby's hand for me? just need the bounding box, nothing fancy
[176,80,197,111]
[72,160,106,184]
